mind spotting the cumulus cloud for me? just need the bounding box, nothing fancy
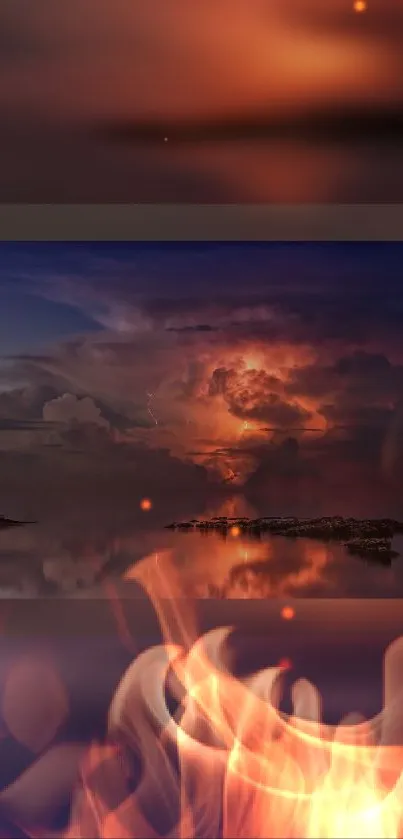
[2,244,403,515]
[1,311,400,491]
[287,351,403,416]
[42,393,110,430]
[0,384,58,420]
[208,365,311,428]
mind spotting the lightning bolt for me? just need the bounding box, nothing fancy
[239,420,249,439]
[146,392,158,426]
[224,469,238,483]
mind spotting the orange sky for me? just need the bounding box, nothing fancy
[1,0,402,121]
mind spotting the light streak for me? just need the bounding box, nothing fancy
[238,420,249,439]
[146,392,158,426]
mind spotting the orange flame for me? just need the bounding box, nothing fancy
[62,555,403,839]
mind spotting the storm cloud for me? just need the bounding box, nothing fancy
[2,243,403,518]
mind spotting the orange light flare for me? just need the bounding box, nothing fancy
[140,497,152,511]
[281,605,296,621]
[278,657,293,672]
[244,353,264,371]
[230,525,241,538]
[237,418,265,441]
[353,0,367,12]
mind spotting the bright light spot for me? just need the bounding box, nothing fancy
[353,0,367,12]
[140,498,152,511]
[281,605,295,620]
[245,355,262,370]
[278,657,293,671]
[230,525,241,538]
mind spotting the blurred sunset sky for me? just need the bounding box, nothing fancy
[0,0,402,200]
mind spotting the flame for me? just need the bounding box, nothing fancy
[61,557,403,839]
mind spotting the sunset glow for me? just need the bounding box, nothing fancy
[0,0,402,202]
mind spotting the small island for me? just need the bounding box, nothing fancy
[0,515,36,529]
[165,516,403,563]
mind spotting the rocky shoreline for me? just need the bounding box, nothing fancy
[165,516,403,562]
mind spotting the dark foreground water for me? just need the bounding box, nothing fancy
[2,504,403,598]
[1,121,403,202]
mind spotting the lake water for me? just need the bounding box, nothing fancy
[2,125,403,202]
[2,503,403,598]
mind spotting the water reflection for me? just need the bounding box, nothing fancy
[1,497,403,598]
[7,133,402,203]
[141,138,403,203]
[2,0,403,201]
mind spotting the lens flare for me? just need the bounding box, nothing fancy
[278,657,293,671]
[281,605,295,621]
[140,498,152,511]
[353,0,367,11]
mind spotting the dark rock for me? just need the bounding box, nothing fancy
[167,515,403,560]
[0,515,36,529]
[345,538,399,563]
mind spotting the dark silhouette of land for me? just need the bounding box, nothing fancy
[166,516,403,563]
[98,105,403,146]
[0,515,36,529]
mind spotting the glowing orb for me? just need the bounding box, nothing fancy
[353,0,367,12]
[140,498,152,511]
[230,525,241,538]
[281,605,295,621]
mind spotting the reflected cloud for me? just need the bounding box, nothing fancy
[1,497,402,598]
